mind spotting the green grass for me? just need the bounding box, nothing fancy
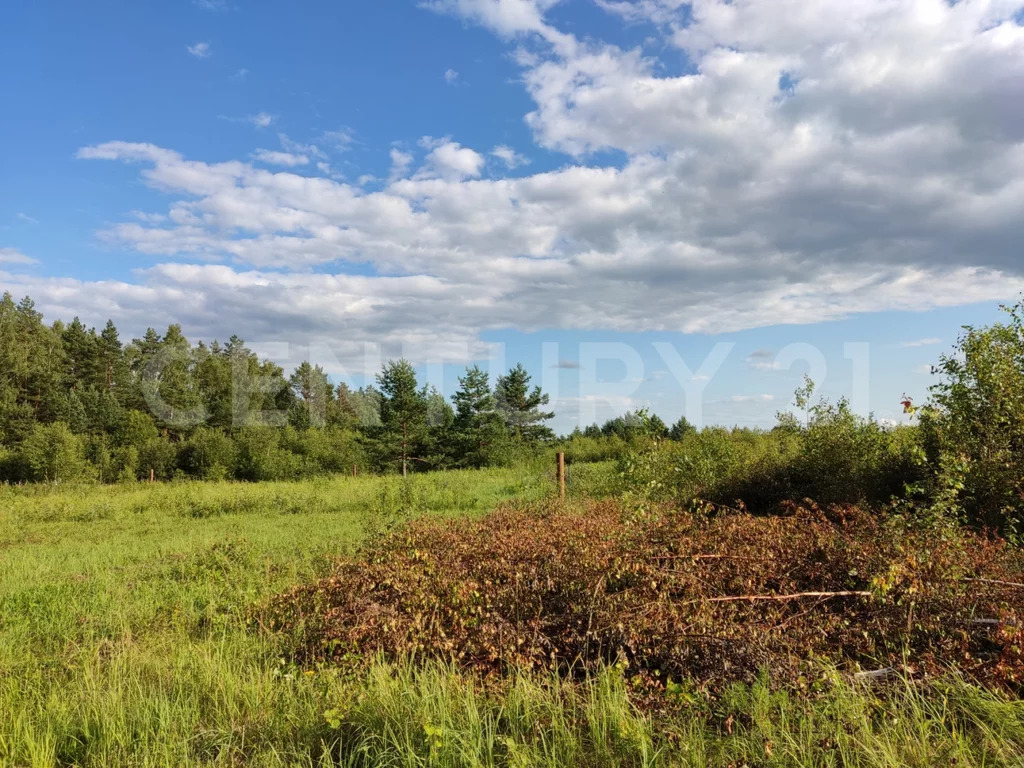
[2,465,1023,766]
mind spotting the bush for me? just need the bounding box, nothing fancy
[927,299,1024,532]
[266,500,1024,692]
[234,427,301,481]
[279,425,366,477]
[19,422,90,483]
[790,399,923,506]
[137,437,179,481]
[179,426,238,480]
[615,403,923,512]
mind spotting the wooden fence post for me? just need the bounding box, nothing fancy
[149,468,155,484]
[353,464,358,478]
[557,452,566,500]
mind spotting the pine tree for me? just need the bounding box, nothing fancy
[452,365,507,467]
[99,320,130,396]
[669,415,696,441]
[495,363,554,443]
[333,382,360,429]
[647,413,669,439]
[140,325,205,432]
[375,359,429,476]
[61,317,101,390]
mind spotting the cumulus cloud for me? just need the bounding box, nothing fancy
[901,338,942,348]
[415,138,485,180]
[445,68,460,83]
[388,148,415,181]
[423,0,568,44]
[186,42,211,58]
[9,0,1024,373]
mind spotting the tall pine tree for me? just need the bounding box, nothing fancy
[375,359,429,476]
[495,363,554,443]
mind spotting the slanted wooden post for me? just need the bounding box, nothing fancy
[557,452,566,500]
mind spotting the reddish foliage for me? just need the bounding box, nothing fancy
[264,500,1024,690]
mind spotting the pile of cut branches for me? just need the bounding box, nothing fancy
[264,500,1024,691]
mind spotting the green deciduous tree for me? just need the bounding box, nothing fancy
[927,299,1024,531]
[288,361,333,429]
[20,422,90,483]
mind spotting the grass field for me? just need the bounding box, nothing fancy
[3,466,1024,766]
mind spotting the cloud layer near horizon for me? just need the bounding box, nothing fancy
[5,0,1024,372]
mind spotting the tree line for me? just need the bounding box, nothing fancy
[0,293,557,483]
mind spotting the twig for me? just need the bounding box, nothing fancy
[684,590,871,606]
[854,667,897,683]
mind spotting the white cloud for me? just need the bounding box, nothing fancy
[445,68,460,83]
[491,145,529,169]
[24,1,1024,372]
[16,212,38,224]
[388,148,414,181]
[321,129,355,152]
[415,138,484,180]
[186,42,211,59]
[0,247,37,265]
[900,338,942,348]
[252,149,310,167]
[247,112,273,128]
[62,138,1024,356]
[423,0,568,45]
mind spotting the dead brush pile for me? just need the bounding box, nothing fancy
[264,500,1024,690]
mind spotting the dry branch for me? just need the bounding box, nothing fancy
[684,590,871,606]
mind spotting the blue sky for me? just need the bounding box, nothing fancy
[2,0,1023,433]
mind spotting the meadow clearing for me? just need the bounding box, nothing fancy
[2,463,1024,767]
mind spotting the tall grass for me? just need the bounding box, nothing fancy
[2,466,1024,766]
[4,649,1023,766]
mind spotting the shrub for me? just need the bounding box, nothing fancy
[927,299,1024,532]
[234,427,301,481]
[265,500,1024,692]
[179,426,238,480]
[19,422,90,483]
[790,399,923,506]
[137,436,179,481]
[279,425,365,476]
[615,404,923,512]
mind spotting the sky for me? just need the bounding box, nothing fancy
[2,0,1024,433]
